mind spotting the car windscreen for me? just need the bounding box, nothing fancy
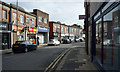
[15,41,24,44]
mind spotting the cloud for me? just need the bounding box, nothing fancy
[2,0,85,27]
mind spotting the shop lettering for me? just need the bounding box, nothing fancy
[38,27,48,30]
[0,25,7,29]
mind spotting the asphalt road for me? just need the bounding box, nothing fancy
[2,42,85,71]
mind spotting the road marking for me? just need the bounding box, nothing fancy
[44,46,74,72]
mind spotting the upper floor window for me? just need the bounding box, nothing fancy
[58,26,60,29]
[54,26,57,31]
[20,15,23,23]
[38,16,42,22]
[44,18,48,24]
[62,27,64,31]
[13,13,16,24]
[3,10,7,19]
[32,19,35,25]
[65,28,66,32]
[26,18,29,24]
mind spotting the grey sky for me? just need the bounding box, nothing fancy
[2,0,85,28]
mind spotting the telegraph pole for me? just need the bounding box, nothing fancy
[16,0,19,41]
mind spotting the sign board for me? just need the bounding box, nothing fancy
[37,26,49,32]
[79,15,86,20]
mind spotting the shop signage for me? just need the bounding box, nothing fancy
[0,23,8,30]
[37,26,49,32]
[29,27,37,32]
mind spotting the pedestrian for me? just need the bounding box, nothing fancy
[37,37,39,46]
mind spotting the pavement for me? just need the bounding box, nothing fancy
[56,47,98,72]
[0,43,48,55]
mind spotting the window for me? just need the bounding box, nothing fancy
[58,26,60,29]
[2,10,7,19]
[103,6,119,69]
[20,15,23,23]
[62,27,63,31]
[72,29,73,32]
[44,18,48,24]
[96,19,102,60]
[13,13,16,24]
[38,16,42,22]
[32,19,35,25]
[65,28,66,32]
[26,18,29,24]
[75,29,76,32]
[54,26,57,31]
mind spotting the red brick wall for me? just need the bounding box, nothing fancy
[11,9,25,25]
[53,23,60,32]
[49,22,53,39]
[25,14,36,27]
[33,9,49,28]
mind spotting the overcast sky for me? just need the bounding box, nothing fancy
[2,0,85,28]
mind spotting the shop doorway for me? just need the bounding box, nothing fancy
[2,33,9,50]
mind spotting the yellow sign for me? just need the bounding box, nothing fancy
[33,28,37,32]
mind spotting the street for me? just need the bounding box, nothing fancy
[2,42,85,71]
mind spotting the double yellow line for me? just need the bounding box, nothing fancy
[44,46,75,72]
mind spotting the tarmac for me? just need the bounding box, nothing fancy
[56,47,98,72]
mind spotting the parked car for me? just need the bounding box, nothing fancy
[69,39,74,43]
[79,38,84,42]
[63,39,71,44]
[12,40,37,53]
[103,39,112,46]
[48,39,60,46]
[75,38,79,42]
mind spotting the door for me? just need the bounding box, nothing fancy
[38,34,44,44]
[2,33,9,50]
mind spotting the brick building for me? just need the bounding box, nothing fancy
[0,1,12,50]
[32,9,49,44]
[49,21,61,40]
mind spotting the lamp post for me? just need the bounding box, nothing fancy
[16,0,19,41]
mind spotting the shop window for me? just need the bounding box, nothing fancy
[96,19,102,60]
[103,5,119,70]
[38,16,42,22]
[20,15,23,23]
[94,12,100,20]
[102,2,113,12]
[26,18,29,24]
[2,10,7,19]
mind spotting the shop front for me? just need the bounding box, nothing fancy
[37,26,49,44]
[0,22,12,50]
[90,2,120,71]
[27,27,37,44]
[13,24,25,44]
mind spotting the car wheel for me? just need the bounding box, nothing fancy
[24,48,28,53]
[55,44,57,46]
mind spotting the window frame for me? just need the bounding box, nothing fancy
[2,10,7,19]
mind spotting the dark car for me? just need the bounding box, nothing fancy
[63,39,71,44]
[12,40,37,53]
